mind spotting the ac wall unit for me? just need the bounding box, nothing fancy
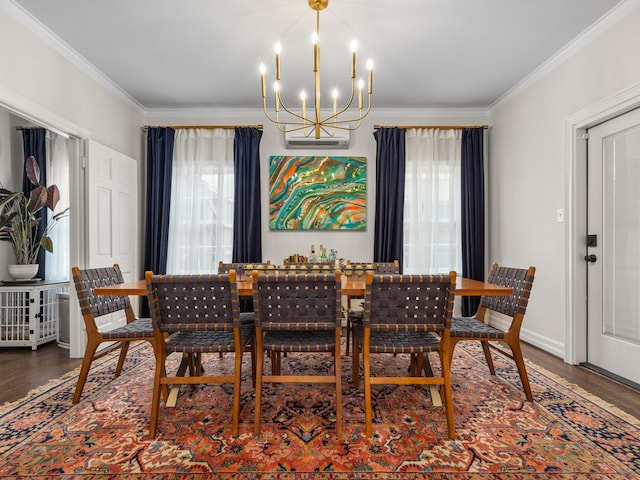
[284,125,350,148]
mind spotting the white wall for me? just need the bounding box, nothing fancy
[0,8,144,159]
[145,109,488,265]
[0,6,146,357]
[488,3,640,358]
[0,8,146,276]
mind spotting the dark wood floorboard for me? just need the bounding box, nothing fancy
[0,341,82,405]
[0,340,638,420]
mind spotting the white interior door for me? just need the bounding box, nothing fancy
[586,108,640,385]
[85,140,139,333]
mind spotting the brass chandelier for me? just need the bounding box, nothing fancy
[259,0,373,139]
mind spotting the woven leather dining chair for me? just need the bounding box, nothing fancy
[345,260,399,355]
[251,270,343,437]
[217,261,265,314]
[277,263,336,273]
[353,270,457,439]
[145,270,255,438]
[449,263,536,401]
[71,264,155,404]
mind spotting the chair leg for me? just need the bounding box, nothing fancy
[114,341,129,377]
[352,336,361,389]
[508,341,534,402]
[148,350,167,439]
[72,340,100,404]
[363,346,373,437]
[346,318,352,356]
[232,349,243,437]
[248,338,257,388]
[440,343,456,440]
[481,341,497,375]
[253,345,264,436]
[334,333,343,438]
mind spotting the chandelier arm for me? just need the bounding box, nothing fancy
[276,95,314,125]
[319,78,356,124]
[318,98,373,130]
[262,98,291,132]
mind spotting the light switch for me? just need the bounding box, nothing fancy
[556,208,564,223]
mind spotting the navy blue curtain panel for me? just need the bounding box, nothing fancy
[233,127,263,263]
[373,128,406,272]
[21,127,47,278]
[143,127,174,275]
[461,127,485,316]
[142,127,175,316]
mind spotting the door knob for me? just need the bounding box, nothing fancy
[584,254,597,263]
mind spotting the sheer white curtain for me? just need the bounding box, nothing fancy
[403,128,462,274]
[45,131,70,282]
[167,128,235,274]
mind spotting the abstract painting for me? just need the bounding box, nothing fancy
[269,155,366,230]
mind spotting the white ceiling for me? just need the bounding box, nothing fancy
[8,0,625,111]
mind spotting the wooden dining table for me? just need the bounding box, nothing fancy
[95,275,512,298]
[95,273,511,408]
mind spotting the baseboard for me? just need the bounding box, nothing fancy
[487,314,565,360]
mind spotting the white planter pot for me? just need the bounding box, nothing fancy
[8,264,39,280]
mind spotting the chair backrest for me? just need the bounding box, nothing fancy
[374,260,400,274]
[244,262,276,274]
[479,263,536,328]
[364,271,456,333]
[277,263,336,273]
[146,271,240,333]
[72,264,136,327]
[342,262,375,277]
[252,271,342,332]
[218,261,273,275]
[218,262,246,274]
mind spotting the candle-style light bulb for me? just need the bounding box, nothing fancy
[300,90,307,132]
[357,79,364,109]
[351,40,357,79]
[274,41,282,81]
[259,63,266,98]
[274,81,280,112]
[366,59,374,94]
[332,88,338,115]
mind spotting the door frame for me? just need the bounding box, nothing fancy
[565,82,640,364]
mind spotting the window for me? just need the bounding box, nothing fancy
[167,129,234,274]
[403,129,462,274]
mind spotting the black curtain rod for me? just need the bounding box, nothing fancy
[143,124,263,130]
[374,124,489,130]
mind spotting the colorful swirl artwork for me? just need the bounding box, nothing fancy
[269,155,366,230]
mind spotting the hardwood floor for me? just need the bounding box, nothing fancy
[0,342,82,405]
[0,340,638,420]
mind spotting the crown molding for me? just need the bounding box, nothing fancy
[1,0,145,114]
[144,107,490,123]
[489,0,640,113]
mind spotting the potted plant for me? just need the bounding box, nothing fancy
[0,156,68,280]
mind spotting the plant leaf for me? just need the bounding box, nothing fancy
[0,190,22,210]
[27,186,48,213]
[25,156,41,186]
[46,185,60,211]
[40,235,54,253]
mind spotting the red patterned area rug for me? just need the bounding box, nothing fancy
[1,341,638,479]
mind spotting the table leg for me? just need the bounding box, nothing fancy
[165,355,189,408]
[422,353,442,407]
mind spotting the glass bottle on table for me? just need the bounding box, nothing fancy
[310,245,317,263]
